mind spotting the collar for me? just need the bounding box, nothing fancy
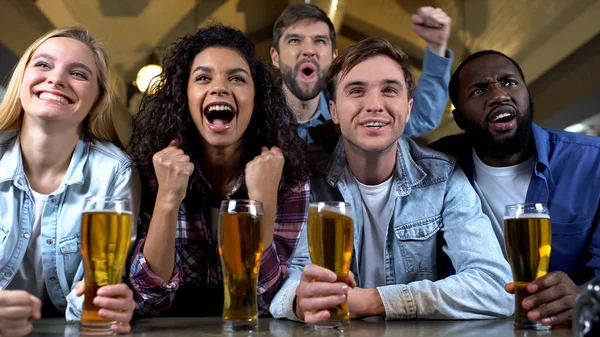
[326,137,426,196]
[0,134,88,193]
[302,91,331,124]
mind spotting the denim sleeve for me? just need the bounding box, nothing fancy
[403,48,453,137]
[376,166,514,319]
[269,221,310,321]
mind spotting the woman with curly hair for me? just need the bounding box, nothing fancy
[128,24,310,317]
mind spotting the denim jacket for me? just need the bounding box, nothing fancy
[270,137,513,320]
[0,132,140,321]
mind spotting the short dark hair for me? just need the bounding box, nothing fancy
[272,3,336,51]
[325,37,415,101]
[449,50,526,110]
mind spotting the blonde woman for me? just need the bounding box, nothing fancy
[0,27,139,336]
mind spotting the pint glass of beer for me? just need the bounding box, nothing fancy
[80,196,133,335]
[218,199,265,332]
[504,203,552,330]
[307,202,354,330]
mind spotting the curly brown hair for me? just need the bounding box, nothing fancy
[130,24,308,188]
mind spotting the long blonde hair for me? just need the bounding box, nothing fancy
[0,26,122,148]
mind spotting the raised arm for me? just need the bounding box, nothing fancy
[403,7,453,137]
[128,141,193,316]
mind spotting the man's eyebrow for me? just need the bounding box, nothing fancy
[344,80,367,89]
[283,33,303,40]
[381,79,404,87]
[312,34,330,41]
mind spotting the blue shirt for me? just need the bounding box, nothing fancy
[296,48,454,142]
[430,124,600,285]
[0,132,140,321]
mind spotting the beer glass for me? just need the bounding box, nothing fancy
[504,203,552,330]
[218,199,265,332]
[307,202,354,330]
[80,196,133,335]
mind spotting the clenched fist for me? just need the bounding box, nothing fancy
[411,7,451,56]
[152,140,195,208]
[0,290,41,337]
[245,146,285,248]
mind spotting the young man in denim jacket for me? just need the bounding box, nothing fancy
[270,37,513,322]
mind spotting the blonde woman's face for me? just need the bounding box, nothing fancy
[19,37,99,128]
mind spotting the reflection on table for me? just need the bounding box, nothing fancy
[30,316,571,337]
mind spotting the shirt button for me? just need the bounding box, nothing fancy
[418,229,425,237]
[4,271,10,277]
[49,276,57,281]
[24,233,30,239]
[59,305,66,308]
[46,238,53,245]
[51,198,57,203]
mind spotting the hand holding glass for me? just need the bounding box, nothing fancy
[307,202,354,330]
[504,203,552,330]
[80,196,133,335]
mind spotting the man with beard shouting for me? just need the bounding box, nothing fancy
[271,3,453,142]
[430,50,600,327]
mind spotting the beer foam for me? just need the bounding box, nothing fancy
[503,214,550,220]
[83,209,133,215]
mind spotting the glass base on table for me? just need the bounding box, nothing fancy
[313,318,350,332]
[79,321,116,335]
[514,318,552,331]
[223,318,258,332]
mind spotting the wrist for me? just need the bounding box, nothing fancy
[426,42,447,57]
[367,288,385,317]
[155,191,183,212]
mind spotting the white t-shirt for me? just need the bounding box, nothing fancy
[6,189,48,298]
[472,148,535,254]
[348,168,394,288]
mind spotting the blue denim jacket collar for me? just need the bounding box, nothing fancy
[325,136,427,197]
[0,134,88,193]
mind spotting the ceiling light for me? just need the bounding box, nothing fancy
[135,50,162,93]
[135,64,162,93]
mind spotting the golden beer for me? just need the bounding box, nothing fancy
[218,211,264,331]
[504,207,552,330]
[307,203,354,328]
[80,210,132,333]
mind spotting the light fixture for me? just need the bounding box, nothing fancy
[135,50,162,93]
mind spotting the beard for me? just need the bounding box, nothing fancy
[279,60,326,101]
[465,99,534,161]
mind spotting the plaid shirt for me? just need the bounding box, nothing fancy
[129,168,309,316]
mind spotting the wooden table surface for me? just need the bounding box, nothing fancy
[30,317,572,337]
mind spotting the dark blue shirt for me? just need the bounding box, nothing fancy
[431,124,600,285]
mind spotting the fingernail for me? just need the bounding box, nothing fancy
[341,285,349,292]
[541,318,552,325]
[93,297,101,305]
[97,289,105,296]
